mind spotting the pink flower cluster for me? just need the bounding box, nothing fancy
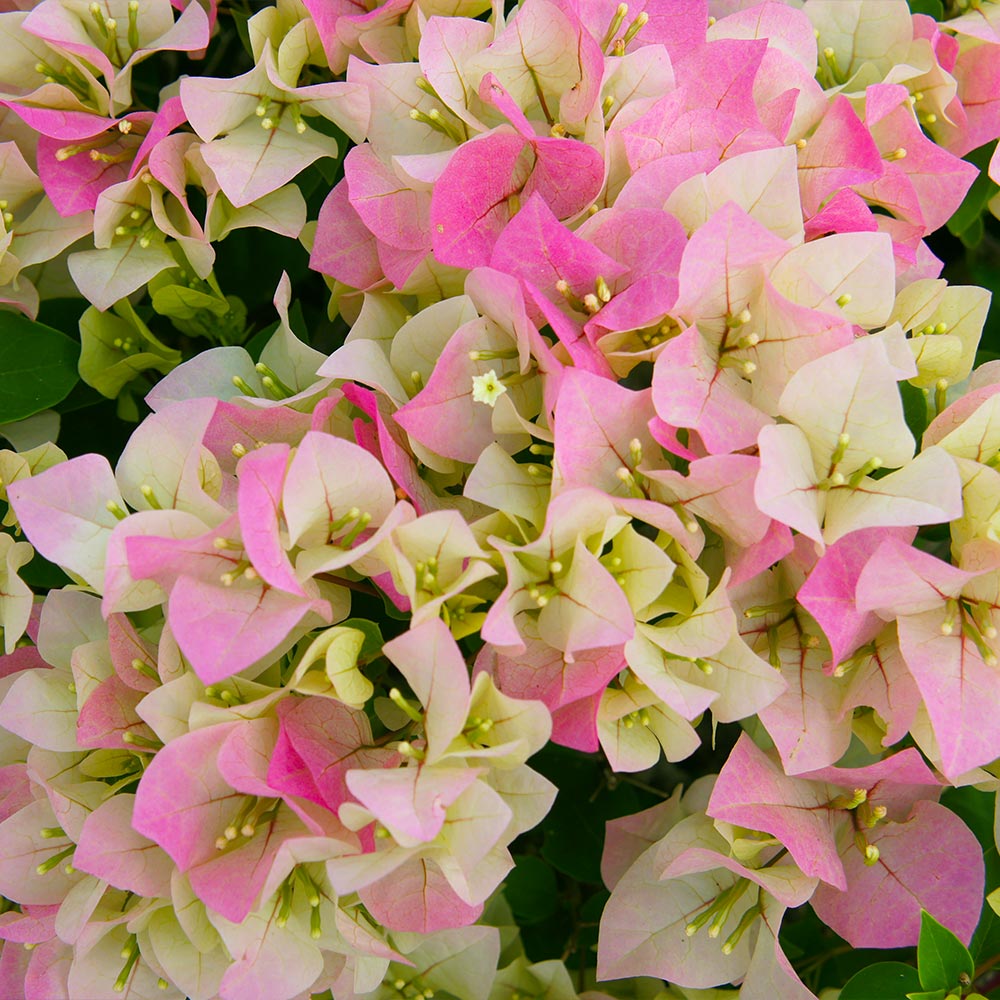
[0,282,562,998]
[3,0,1000,997]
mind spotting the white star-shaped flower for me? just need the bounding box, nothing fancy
[471,369,508,407]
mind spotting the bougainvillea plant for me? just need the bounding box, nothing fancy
[5,0,1000,997]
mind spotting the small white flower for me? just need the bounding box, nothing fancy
[471,369,508,407]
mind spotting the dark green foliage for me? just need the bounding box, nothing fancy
[0,312,80,423]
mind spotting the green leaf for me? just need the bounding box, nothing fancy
[148,270,249,345]
[315,155,342,185]
[213,227,310,315]
[519,906,573,963]
[295,162,331,203]
[941,785,999,961]
[577,888,609,959]
[78,301,181,399]
[36,297,88,337]
[377,586,412,622]
[338,617,384,663]
[839,961,922,1000]
[0,312,81,422]
[230,6,253,55]
[907,0,944,17]
[533,745,656,884]
[918,911,974,992]
[900,381,930,444]
[906,991,949,1000]
[970,851,1000,961]
[946,142,998,240]
[959,214,985,249]
[17,549,71,591]
[244,320,278,363]
[503,855,558,925]
[54,396,134,463]
[287,299,310,343]
[151,283,230,322]
[55,380,105,415]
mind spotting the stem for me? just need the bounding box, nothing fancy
[793,942,852,974]
[368,722,416,748]
[974,949,1000,981]
[608,771,673,798]
[314,573,379,596]
[526,65,554,124]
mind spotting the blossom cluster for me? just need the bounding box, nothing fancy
[3,0,1000,997]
